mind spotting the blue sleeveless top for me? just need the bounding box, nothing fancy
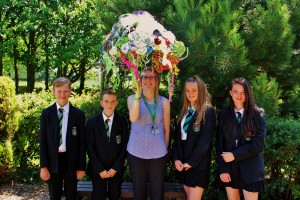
[127,95,167,159]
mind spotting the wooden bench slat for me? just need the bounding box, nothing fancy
[69,181,186,199]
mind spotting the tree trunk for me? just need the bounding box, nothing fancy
[26,31,36,93]
[45,39,50,91]
[13,45,19,93]
[79,59,86,94]
[0,33,3,76]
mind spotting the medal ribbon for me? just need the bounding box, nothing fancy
[142,93,157,124]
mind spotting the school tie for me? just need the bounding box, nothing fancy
[183,108,194,132]
[237,111,242,124]
[58,108,64,145]
[235,111,242,147]
[105,118,110,141]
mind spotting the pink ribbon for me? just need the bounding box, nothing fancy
[121,55,140,81]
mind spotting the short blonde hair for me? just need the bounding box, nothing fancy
[52,77,71,89]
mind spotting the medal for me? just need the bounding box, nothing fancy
[193,123,200,132]
[151,124,159,135]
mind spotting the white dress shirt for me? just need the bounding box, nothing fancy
[180,107,195,140]
[56,102,69,152]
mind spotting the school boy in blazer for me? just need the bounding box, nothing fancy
[40,77,86,200]
[86,89,129,200]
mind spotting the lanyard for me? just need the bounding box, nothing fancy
[141,93,157,124]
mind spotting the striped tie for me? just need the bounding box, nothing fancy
[237,111,242,124]
[183,108,194,132]
[58,108,64,145]
[105,118,110,141]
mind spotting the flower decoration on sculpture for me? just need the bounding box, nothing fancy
[100,10,187,100]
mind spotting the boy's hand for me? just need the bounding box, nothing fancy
[40,167,50,181]
[76,170,85,179]
[107,169,117,177]
[174,160,184,171]
[99,170,109,179]
[183,163,191,171]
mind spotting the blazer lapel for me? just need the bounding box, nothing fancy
[98,113,108,140]
[50,103,59,142]
[186,112,197,136]
[110,113,118,138]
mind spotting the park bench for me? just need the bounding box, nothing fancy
[72,181,186,200]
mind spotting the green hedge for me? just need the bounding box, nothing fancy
[0,76,18,183]
[263,118,300,200]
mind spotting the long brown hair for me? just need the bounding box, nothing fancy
[177,75,211,124]
[229,77,260,137]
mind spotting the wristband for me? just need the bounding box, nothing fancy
[134,95,141,100]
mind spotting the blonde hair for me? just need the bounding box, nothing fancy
[140,67,160,98]
[52,77,71,89]
[177,75,211,125]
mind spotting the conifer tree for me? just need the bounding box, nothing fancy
[251,73,282,118]
[241,0,295,89]
[166,0,252,107]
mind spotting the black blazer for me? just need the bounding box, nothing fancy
[216,106,266,184]
[172,107,216,170]
[86,112,129,177]
[39,103,86,176]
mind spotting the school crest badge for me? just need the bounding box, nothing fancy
[72,127,77,136]
[116,135,121,144]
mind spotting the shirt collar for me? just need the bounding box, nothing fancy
[102,112,114,121]
[188,106,195,112]
[56,102,70,113]
[234,107,244,116]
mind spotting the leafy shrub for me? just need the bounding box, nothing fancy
[0,76,18,139]
[0,76,18,183]
[281,85,300,118]
[13,91,54,182]
[263,118,300,200]
[0,140,13,183]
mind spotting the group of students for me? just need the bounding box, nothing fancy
[39,67,266,200]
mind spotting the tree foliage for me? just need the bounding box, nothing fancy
[241,0,295,88]
[0,76,17,183]
[166,0,253,107]
[251,73,282,118]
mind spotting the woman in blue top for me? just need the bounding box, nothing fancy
[216,77,266,200]
[127,67,170,200]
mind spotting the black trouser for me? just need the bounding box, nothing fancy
[48,152,77,200]
[127,153,167,200]
[91,172,122,200]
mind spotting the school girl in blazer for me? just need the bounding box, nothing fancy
[86,90,129,200]
[216,77,266,200]
[172,76,216,200]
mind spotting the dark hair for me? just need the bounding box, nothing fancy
[227,77,261,138]
[100,89,117,100]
